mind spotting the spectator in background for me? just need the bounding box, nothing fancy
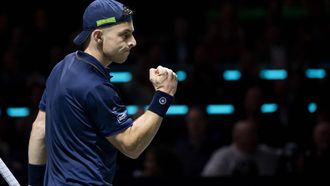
[302,121,330,176]
[204,2,244,64]
[133,145,182,177]
[237,85,285,147]
[167,16,191,66]
[244,86,263,119]
[175,106,219,176]
[202,119,279,177]
[0,14,9,55]
[181,44,221,104]
[256,24,287,68]
[0,48,25,106]
[276,142,304,176]
[24,6,50,73]
[238,50,260,89]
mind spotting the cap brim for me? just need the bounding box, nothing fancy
[73,30,92,46]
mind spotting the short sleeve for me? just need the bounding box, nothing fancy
[86,83,133,137]
[39,89,47,111]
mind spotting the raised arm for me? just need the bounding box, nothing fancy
[107,66,178,159]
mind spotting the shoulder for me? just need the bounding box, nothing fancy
[256,144,281,160]
[89,81,117,94]
[211,146,233,159]
[86,82,120,104]
[48,52,76,76]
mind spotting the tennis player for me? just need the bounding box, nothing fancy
[28,0,178,185]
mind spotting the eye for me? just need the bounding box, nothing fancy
[123,33,130,40]
[123,32,132,40]
[120,32,130,40]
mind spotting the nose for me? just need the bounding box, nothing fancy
[128,35,137,48]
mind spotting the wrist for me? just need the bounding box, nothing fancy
[155,88,175,96]
[28,164,46,186]
[147,91,173,117]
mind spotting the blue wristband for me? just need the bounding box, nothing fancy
[147,91,173,117]
[28,164,46,186]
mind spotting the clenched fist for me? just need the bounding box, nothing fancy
[149,66,178,96]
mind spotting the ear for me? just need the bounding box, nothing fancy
[91,29,103,43]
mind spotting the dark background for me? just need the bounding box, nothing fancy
[1,0,330,185]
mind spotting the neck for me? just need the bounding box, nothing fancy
[84,48,111,67]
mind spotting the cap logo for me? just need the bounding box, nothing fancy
[96,17,117,27]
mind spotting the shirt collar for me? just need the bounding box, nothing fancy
[75,50,113,80]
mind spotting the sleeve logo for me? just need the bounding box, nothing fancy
[117,110,128,123]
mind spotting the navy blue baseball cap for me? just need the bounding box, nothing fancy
[73,0,133,46]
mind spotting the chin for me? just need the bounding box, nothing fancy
[110,50,129,64]
[114,58,127,64]
[115,54,129,64]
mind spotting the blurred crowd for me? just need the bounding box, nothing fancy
[1,0,330,185]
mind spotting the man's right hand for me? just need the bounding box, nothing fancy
[149,66,178,96]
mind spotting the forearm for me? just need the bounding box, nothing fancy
[109,66,177,158]
[108,111,162,159]
[28,112,47,165]
[127,111,163,156]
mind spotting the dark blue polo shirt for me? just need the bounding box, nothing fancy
[39,51,133,185]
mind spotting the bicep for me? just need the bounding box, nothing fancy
[32,110,46,130]
[86,84,132,136]
[106,111,162,159]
